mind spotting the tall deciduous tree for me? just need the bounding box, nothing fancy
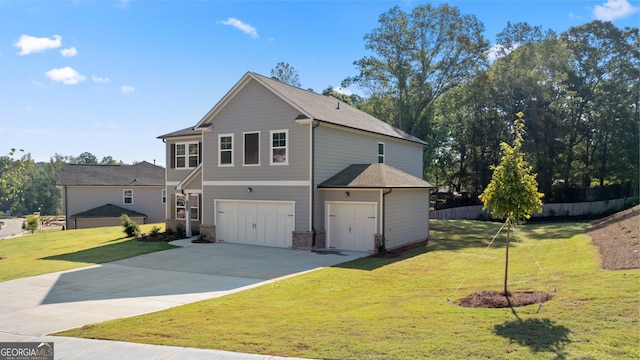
[479,114,543,295]
[345,3,488,169]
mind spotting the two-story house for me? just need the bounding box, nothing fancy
[158,72,433,252]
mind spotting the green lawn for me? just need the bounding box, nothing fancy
[0,223,177,282]
[57,220,639,359]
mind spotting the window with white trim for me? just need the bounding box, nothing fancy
[243,131,260,166]
[123,189,133,204]
[219,134,234,166]
[189,194,199,220]
[176,196,186,219]
[175,142,199,169]
[377,142,385,163]
[161,189,166,204]
[270,129,288,165]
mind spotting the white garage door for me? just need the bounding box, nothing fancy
[215,200,294,248]
[327,202,377,252]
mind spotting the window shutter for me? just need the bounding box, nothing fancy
[170,144,176,168]
[199,142,202,164]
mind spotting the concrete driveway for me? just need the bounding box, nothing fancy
[0,240,367,337]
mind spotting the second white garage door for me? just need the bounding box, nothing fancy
[215,200,294,248]
[326,202,377,252]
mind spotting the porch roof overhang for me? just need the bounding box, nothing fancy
[176,163,202,191]
[318,163,435,190]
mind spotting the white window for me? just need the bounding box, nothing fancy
[175,142,199,169]
[123,189,133,204]
[378,142,385,163]
[176,196,186,219]
[219,134,234,166]
[161,189,166,204]
[243,131,260,166]
[189,194,199,220]
[270,129,288,165]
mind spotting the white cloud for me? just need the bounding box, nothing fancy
[92,75,110,83]
[593,0,639,21]
[45,66,86,85]
[14,34,62,55]
[569,12,583,20]
[121,85,135,94]
[31,79,46,88]
[487,43,519,62]
[220,17,259,39]
[60,47,78,57]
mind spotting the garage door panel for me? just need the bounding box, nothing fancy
[327,202,376,252]
[216,201,293,248]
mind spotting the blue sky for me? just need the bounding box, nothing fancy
[1,0,638,166]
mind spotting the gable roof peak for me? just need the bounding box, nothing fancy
[191,71,426,145]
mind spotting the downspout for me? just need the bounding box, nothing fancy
[381,188,393,251]
[311,120,320,247]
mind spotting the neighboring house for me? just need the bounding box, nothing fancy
[158,71,434,252]
[57,162,165,229]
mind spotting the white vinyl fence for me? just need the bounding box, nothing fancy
[430,197,635,220]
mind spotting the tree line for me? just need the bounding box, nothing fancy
[4,4,638,215]
[338,5,638,204]
[0,150,124,216]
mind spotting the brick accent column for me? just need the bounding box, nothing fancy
[315,230,326,249]
[199,225,215,242]
[374,233,384,255]
[292,231,313,249]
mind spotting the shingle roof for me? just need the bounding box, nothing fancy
[319,163,435,189]
[193,72,426,145]
[57,161,165,186]
[157,126,200,139]
[70,203,147,219]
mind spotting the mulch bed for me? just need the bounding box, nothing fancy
[136,234,185,242]
[455,290,553,308]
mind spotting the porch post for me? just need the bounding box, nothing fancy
[185,192,192,237]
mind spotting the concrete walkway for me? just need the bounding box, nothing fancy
[0,239,368,359]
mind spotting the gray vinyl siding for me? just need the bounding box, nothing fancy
[201,80,310,182]
[202,185,309,232]
[164,135,202,184]
[384,189,430,249]
[314,124,423,182]
[312,124,424,231]
[62,185,165,228]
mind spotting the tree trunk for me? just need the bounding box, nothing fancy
[504,219,511,296]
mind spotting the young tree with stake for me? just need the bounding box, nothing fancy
[479,113,543,295]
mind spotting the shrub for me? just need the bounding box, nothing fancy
[149,226,162,237]
[120,214,141,237]
[23,215,40,234]
[175,224,186,238]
